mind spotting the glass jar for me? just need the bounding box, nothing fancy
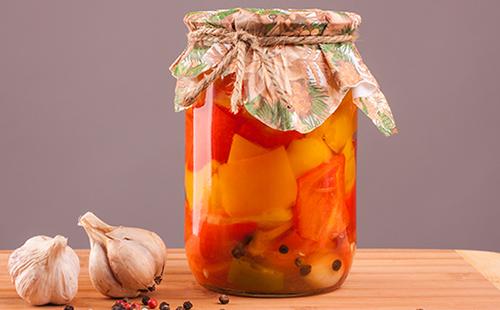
[172,8,397,297]
[184,75,357,296]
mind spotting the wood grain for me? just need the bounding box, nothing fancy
[457,250,500,290]
[0,249,499,309]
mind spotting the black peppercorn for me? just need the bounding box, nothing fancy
[63,306,74,310]
[278,244,289,254]
[183,300,193,309]
[242,234,253,245]
[219,294,230,305]
[332,259,342,271]
[231,244,245,258]
[159,301,170,310]
[299,264,312,276]
[111,304,125,310]
[141,295,151,305]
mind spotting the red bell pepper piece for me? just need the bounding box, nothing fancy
[198,220,257,263]
[294,155,350,242]
[236,110,303,149]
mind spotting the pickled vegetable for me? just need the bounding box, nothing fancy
[287,137,332,178]
[185,82,356,295]
[198,220,257,263]
[246,222,293,257]
[303,253,346,288]
[187,100,239,170]
[184,161,220,211]
[342,140,356,193]
[218,147,297,218]
[237,110,304,148]
[228,258,284,291]
[307,92,357,152]
[294,155,349,242]
[228,134,267,163]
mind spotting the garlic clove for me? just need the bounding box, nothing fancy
[106,226,166,279]
[8,235,79,305]
[78,211,168,298]
[88,242,138,297]
[107,239,157,290]
[48,237,80,304]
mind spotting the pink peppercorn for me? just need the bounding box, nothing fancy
[147,298,158,309]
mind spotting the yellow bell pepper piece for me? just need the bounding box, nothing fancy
[287,137,332,178]
[206,208,292,228]
[307,91,357,152]
[246,222,293,256]
[342,140,356,193]
[184,161,220,211]
[228,134,268,163]
[218,146,297,218]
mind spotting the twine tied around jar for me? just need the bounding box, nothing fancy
[183,27,358,113]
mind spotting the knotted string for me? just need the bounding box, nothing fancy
[183,28,357,113]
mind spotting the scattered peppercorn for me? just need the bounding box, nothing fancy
[147,297,158,309]
[121,300,132,310]
[218,294,230,304]
[115,300,131,310]
[142,296,151,305]
[331,259,342,271]
[294,257,303,267]
[299,264,312,276]
[278,244,289,254]
[183,301,193,309]
[159,301,170,310]
[231,244,245,259]
[130,303,141,310]
[112,301,126,310]
[64,306,74,310]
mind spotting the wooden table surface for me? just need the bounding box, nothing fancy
[1,249,500,310]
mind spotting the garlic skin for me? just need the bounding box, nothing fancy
[78,212,167,298]
[8,235,80,305]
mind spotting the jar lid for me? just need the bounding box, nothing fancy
[170,8,397,136]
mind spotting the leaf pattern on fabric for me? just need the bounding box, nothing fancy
[354,91,398,136]
[171,46,210,78]
[170,8,397,135]
[299,81,330,129]
[244,96,294,131]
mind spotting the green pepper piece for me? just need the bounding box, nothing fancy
[227,258,284,291]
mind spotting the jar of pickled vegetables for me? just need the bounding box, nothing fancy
[171,8,397,297]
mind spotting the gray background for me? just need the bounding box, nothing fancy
[1,0,499,251]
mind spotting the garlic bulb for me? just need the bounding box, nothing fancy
[7,235,80,305]
[78,211,167,298]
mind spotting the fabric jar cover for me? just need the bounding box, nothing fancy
[170,8,397,136]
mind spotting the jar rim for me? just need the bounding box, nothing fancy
[183,8,361,37]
